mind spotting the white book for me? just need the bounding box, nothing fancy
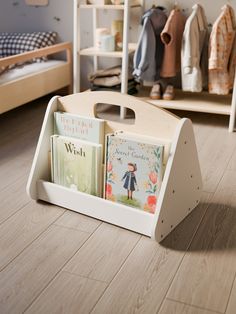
[54,111,105,146]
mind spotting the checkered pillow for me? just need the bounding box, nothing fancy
[0,31,57,60]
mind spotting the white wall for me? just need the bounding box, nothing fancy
[144,0,236,24]
[0,0,73,42]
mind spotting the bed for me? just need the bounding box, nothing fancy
[0,41,72,114]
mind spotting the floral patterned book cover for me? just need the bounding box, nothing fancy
[105,133,164,214]
[51,135,102,197]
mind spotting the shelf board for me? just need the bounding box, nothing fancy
[79,43,136,58]
[137,88,232,115]
[79,1,141,10]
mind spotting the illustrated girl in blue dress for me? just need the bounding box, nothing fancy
[122,163,137,200]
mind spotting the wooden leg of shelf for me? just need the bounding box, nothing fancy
[229,111,236,133]
[229,95,236,132]
[229,68,236,132]
[120,107,127,119]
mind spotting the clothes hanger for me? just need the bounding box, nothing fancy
[151,2,165,11]
[174,0,180,11]
[151,1,157,9]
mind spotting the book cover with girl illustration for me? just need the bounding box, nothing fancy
[105,133,164,214]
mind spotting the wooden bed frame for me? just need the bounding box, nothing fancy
[0,41,72,114]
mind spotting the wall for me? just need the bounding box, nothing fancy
[0,0,73,42]
[144,0,236,23]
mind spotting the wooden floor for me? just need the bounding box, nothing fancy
[1,96,236,314]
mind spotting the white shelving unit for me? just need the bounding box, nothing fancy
[137,86,236,132]
[73,0,142,118]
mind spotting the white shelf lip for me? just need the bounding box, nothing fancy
[137,88,232,115]
[79,43,137,58]
[37,180,154,237]
[139,96,231,115]
[79,3,141,10]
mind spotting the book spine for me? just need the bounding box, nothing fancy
[97,146,103,197]
[54,112,58,135]
[50,136,54,182]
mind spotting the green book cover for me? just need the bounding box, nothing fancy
[51,135,102,197]
[54,111,104,146]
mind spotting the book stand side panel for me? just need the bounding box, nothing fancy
[152,118,203,241]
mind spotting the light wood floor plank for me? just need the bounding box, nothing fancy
[1,97,235,314]
[0,175,30,224]
[0,224,89,314]
[91,193,212,314]
[226,276,236,314]
[0,98,46,136]
[175,111,236,193]
[0,125,39,191]
[192,119,215,154]
[0,105,45,161]
[0,100,47,190]
[0,157,33,191]
[197,129,236,193]
[0,200,65,271]
[64,222,140,283]
[167,170,236,313]
[1,134,37,166]
[227,148,236,171]
[25,271,107,314]
[159,299,220,314]
[54,210,101,234]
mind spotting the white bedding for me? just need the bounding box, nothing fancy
[0,60,66,84]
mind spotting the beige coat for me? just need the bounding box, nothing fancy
[209,5,236,95]
[181,4,208,92]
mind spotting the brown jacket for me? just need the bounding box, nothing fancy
[160,9,186,78]
[209,5,236,95]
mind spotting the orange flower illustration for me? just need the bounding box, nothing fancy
[149,171,157,184]
[147,195,157,207]
[106,183,112,196]
[107,162,113,172]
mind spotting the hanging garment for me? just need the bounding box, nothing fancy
[133,7,167,84]
[181,4,208,92]
[209,5,236,95]
[160,8,186,78]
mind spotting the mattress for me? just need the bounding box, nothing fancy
[0,60,66,84]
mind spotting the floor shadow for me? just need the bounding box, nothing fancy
[161,201,236,252]
[0,96,50,163]
[169,109,230,128]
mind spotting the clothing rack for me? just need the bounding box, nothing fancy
[135,2,236,132]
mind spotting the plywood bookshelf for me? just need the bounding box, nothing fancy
[27,91,202,242]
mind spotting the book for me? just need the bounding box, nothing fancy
[51,135,102,197]
[54,111,105,146]
[105,132,164,213]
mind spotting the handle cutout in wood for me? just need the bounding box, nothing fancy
[95,103,135,125]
